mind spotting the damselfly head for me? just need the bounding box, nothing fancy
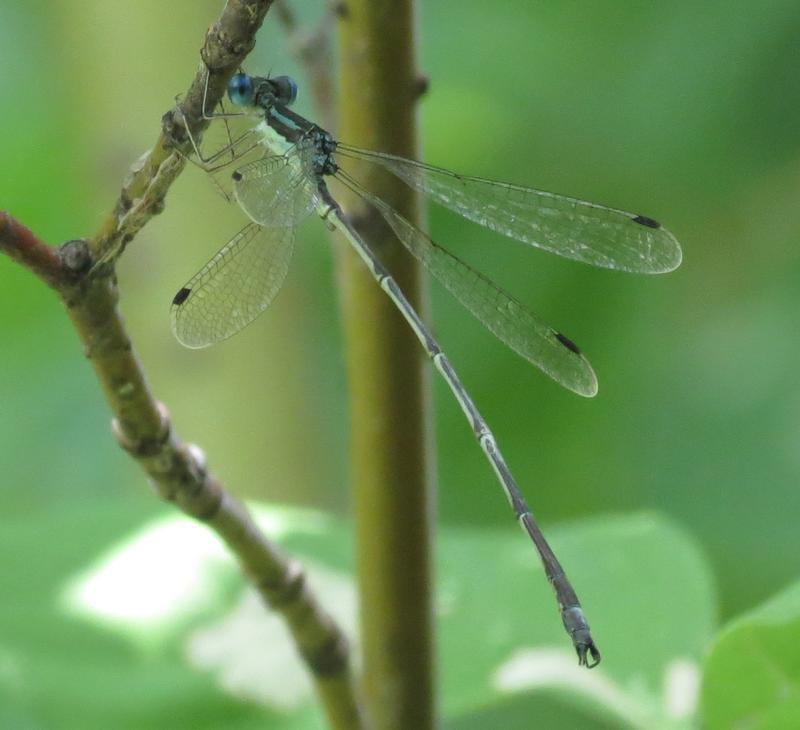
[227,73,255,107]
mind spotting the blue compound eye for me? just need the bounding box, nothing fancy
[227,73,254,106]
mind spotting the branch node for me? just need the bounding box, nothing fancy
[162,108,189,148]
[301,633,350,677]
[260,557,305,608]
[175,459,223,520]
[413,74,430,100]
[111,400,171,456]
[116,190,133,216]
[186,442,209,476]
[150,197,166,216]
[58,239,92,276]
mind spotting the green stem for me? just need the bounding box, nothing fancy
[335,3,436,729]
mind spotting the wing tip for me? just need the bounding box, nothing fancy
[636,219,683,274]
[552,332,598,397]
[175,338,212,350]
[662,236,683,272]
[572,369,599,398]
[170,323,213,350]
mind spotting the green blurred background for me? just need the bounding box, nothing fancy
[2,0,799,725]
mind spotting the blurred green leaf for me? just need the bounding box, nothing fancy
[444,691,619,730]
[435,513,714,728]
[0,501,714,728]
[701,580,800,730]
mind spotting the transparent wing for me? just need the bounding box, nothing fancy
[171,222,294,349]
[336,171,597,397]
[336,144,681,274]
[233,142,319,227]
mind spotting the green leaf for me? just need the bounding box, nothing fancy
[0,504,715,728]
[701,580,800,729]
[435,512,715,728]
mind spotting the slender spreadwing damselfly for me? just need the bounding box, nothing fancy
[171,71,683,667]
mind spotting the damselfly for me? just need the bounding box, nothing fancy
[172,71,682,667]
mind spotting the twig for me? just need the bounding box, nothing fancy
[90,0,274,270]
[0,213,64,289]
[0,2,366,727]
[1,212,365,728]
